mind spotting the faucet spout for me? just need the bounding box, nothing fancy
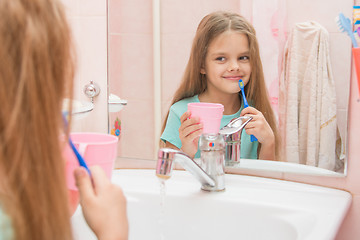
[156,148,216,189]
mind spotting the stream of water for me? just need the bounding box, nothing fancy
[158,177,167,240]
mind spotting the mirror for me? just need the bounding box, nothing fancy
[108,0,352,176]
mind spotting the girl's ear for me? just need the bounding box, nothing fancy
[200,67,206,74]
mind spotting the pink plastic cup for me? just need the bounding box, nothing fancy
[188,102,224,134]
[64,132,118,190]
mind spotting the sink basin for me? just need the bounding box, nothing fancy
[71,169,351,240]
[234,159,345,176]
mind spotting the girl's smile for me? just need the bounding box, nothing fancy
[222,75,244,81]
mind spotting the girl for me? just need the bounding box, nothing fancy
[0,0,128,239]
[161,11,279,161]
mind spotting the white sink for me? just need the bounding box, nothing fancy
[71,169,351,240]
[236,159,345,176]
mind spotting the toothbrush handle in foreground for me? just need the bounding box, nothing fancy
[69,139,91,175]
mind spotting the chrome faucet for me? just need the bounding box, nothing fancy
[156,116,252,191]
[156,133,225,192]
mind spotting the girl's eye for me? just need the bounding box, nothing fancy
[215,57,226,61]
[239,56,250,61]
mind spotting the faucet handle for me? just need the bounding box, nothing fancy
[219,116,252,135]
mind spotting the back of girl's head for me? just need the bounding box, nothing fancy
[0,0,74,239]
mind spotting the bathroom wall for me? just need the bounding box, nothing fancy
[61,0,108,133]
[108,0,154,160]
[69,0,360,239]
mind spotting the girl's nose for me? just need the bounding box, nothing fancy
[228,61,240,71]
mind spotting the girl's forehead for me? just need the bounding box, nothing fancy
[208,31,249,53]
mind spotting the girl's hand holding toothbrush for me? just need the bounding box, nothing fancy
[240,107,275,160]
[178,111,203,158]
[75,166,129,240]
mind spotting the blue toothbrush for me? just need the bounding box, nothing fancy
[335,13,358,47]
[68,138,91,175]
[62,113,91,175]
[238,79,258,142]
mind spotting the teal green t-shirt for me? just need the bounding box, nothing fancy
[0,206,14,240]
[160,95,258,159]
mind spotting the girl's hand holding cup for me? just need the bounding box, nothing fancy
[178,111,203,158]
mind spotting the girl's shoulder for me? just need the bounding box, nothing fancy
[170,95,199,112]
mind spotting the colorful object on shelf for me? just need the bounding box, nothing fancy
[111,117,121,137]
[352,47,360,97]
[208,142,214,147]
[354,6,360,25]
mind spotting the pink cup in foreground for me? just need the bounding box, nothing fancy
[64,132,118,190]
[188,102,224,134]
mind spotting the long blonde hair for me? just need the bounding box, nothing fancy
[161,11,280,159]
[0,0,75,239]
